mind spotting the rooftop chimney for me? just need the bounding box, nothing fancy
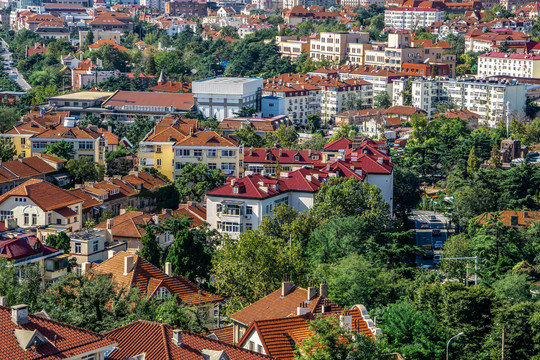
[165,262,172,276]
[172,329,183,346]
[0,296,6,307]
[124,255,134,275]
[281,281,294,297]
[81,262,91,274]
[307,286,316,301]
[297,303,310,316]
[320,283,328,298]
[106,218,113,230]
[11,304,29,325]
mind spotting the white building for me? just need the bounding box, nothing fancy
[192,77,264,121]
[477,52,540,79]
[384,7,444,31]
[0,179,83,231]
[206,168,326,238]
[392,77,527,126]
[309,32,370,62]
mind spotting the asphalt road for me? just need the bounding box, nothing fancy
[0,38,31,92]
[409,210,452,267]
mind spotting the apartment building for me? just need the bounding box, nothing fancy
[192,77,263,121]
[206,168,327,238]
[138,117,243,180]
[319,78,373,123]
[0,179,83,231]
[384,7,444,31]
[276,35,310,60]
[263,80,321,126]
[464,29,531,53]
[243,147,324,175]
[478,52,540,78]
[392,77,527,126]
[310,32,370,62]
[164,0,207,16]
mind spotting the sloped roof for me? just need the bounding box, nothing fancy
[243,148,323,165]
[0,233,59,261]
[209,324,234,344]
[230,284,341,326]
[102,91,194,111]
[173,203,207,227]
[104,320,271,360]
[476,211,540,226]
[0,179,83,211]
[0,305,116,360]
[385,105,425,116]
[94,210,151,239]
[92,251,223,305]
[68,188,103,211]
[174,131,239,147]
[31,124,101,140]
[323,137,353,151]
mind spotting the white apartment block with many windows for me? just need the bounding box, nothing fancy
[392,77,526,126]
[310,32,370,62]
[477,52,540,78]
[384,7,444,31]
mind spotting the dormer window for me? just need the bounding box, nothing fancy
[266,154,273,161]
[155,287,170,300]
[294,155,299,161]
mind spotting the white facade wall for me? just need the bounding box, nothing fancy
[384,8,444,31]
[242,330,266,354]
[366,172,393,211]
[477,55,540,78]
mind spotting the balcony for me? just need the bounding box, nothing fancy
[139,159,154,167]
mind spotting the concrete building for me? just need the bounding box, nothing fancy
[276,35,310,60]
[392,77,527,126]
[309,32,370,62]
[261,96,285,118]
[68,228,127,272]
[478,52,540,79]
[192,77,263,121]
[165,0,207,16]
[384,7,444,31]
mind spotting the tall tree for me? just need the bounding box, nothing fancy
[0,137,16,162]
[175,163,225,202]
[234,125,265,147]
[266,125,298,148]
[306,113,321,133]
[374,91,392,108]
[85,29,94,48]
[138,225,161,268]
[487,141,501,169]
[466,146,481,173]
[0,106,20,132]
[65,157,105,183]
[165,228,212,281]
[46,231,71,253]
[44,139,74,160]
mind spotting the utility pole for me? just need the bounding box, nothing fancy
[465,263,469,287]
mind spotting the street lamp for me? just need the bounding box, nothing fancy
[446,332,465,360]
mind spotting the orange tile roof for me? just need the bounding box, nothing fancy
[102,91,194,111]
[0,305,116,359]
[150,81,192,93]
[210,324,234,344]
[88,39,128,51]
[174,131,239,147]
[0,179,83,211]
[68,188,103,210]
[92,251,223,305]
[32,124,101,140]
[96,127,119,145]
[230,284,341,326]
[385,105,425,116]
[94,210,150,238]
[476,211,540,226]
[104,320,271,360]
[42,153,67,163]
[173,203,207,227]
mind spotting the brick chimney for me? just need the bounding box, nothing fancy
[320,283,328,298]
[281,281,294,297]
[164,262,172,276]
[307,286,316,301]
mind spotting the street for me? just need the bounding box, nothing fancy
[0,38,31,92]
[408,209,452,267]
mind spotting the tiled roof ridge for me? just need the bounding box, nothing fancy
[161,322,173,360]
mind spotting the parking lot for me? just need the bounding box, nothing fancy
[408,210,452,267]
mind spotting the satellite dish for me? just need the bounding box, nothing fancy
[191,69,198,75]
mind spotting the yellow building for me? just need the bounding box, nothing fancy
[139,117,243,180]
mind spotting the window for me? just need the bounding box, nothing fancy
[246,223,253,230]
[155,287,170,300]
[217,204,222,213]
[180,149,190,157]
[246,206,253,215]
[92,240,99,252]
[57,219,62,225]
[175,162,182,170]
[156,145,162,153]
[75,242,81,253]
[74,216,77,223]
[221,163,235,174]
[24,213,29,225]
[208,163,217,171]
[21,138,25,145]
[222,150,235,157]
[207,149,217,157]
[194,149,203,157]
[78,141,94,150]
[156,158,162,167]
[32,214,37,225]
[81,355,96,360]
[222,222,240,232]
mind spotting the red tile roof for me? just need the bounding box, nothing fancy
[68,188,103,211]
[92,251,223,305]
[102,91,194,111]
[0,179,83,211]
[244,148,323,165]
[323,138,353,151]
[104,320,271,360]
[150,81,192,93]
[0,233,59,261]
[0,305,116,359]
[476,211,540,226]
[173,203,207,227]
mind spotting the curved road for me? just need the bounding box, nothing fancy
[0,38,31,92]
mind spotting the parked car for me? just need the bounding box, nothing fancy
[432,229,441,236]
[429,215,437,222]
[420,222,430,229]
[433,241,443,250]
[422,244,434,258]
[421,264,433,270]
[433,254,442,263]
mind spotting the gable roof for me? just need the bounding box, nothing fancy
[323,137,353,151]
[92,251,223,305]
[0,179,83,211]
[94,210,151,239]
[230,284,341,327]
[0,305,116,359]
[476,211,540,226]
[0,233,59,261]
[104,320,271,360]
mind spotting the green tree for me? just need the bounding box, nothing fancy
[342,93,363,111]
[374,91,392,109]
[327,123,358,143]
[44,140,74,160]
[487,141,501,169]
[266,124,298,148]
[211,230,309,305]
[466,146,481,173]
[491,272,534,303]
[234,125,265,147]
[46,231,71,253]
[98,209,115,223]
[0,258,42,310]
[0,137,16,161]
[138,225,161,268]
[30,84,59,104]
[145,53,156,75]
[175,163,225,202]
[86,29,94,48]
[155,295,210,332]
[165,228,212,281]
[294,314,386,360]
[306,113,321,133]
[0,106,20,132]
[233,106,257,117]
[65,157,105,183]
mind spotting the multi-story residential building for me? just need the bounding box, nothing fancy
[138,117,243,180]
[392,77,527,126]
[165,0,207,16]
[464,29,531,53]
[0,179,83,231]
[0,304,117,358]
[79,30,123,46]
[384,7,444,31]
[309,32,370,62]
[192,77,263,121]
[276,35,310,60]
[206,168,327,238]
[500,0,530,11]
[29,119,107,164]
[263,80,321,126]
[0,156,59,195]
[478,52,540,78]
[67,228,127,271]
[319,78,373,123]
[48,91,114,117]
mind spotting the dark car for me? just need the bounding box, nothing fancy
[420,222,430,229]
[432,229,441,236]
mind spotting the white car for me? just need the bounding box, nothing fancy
[433,254,442,264]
